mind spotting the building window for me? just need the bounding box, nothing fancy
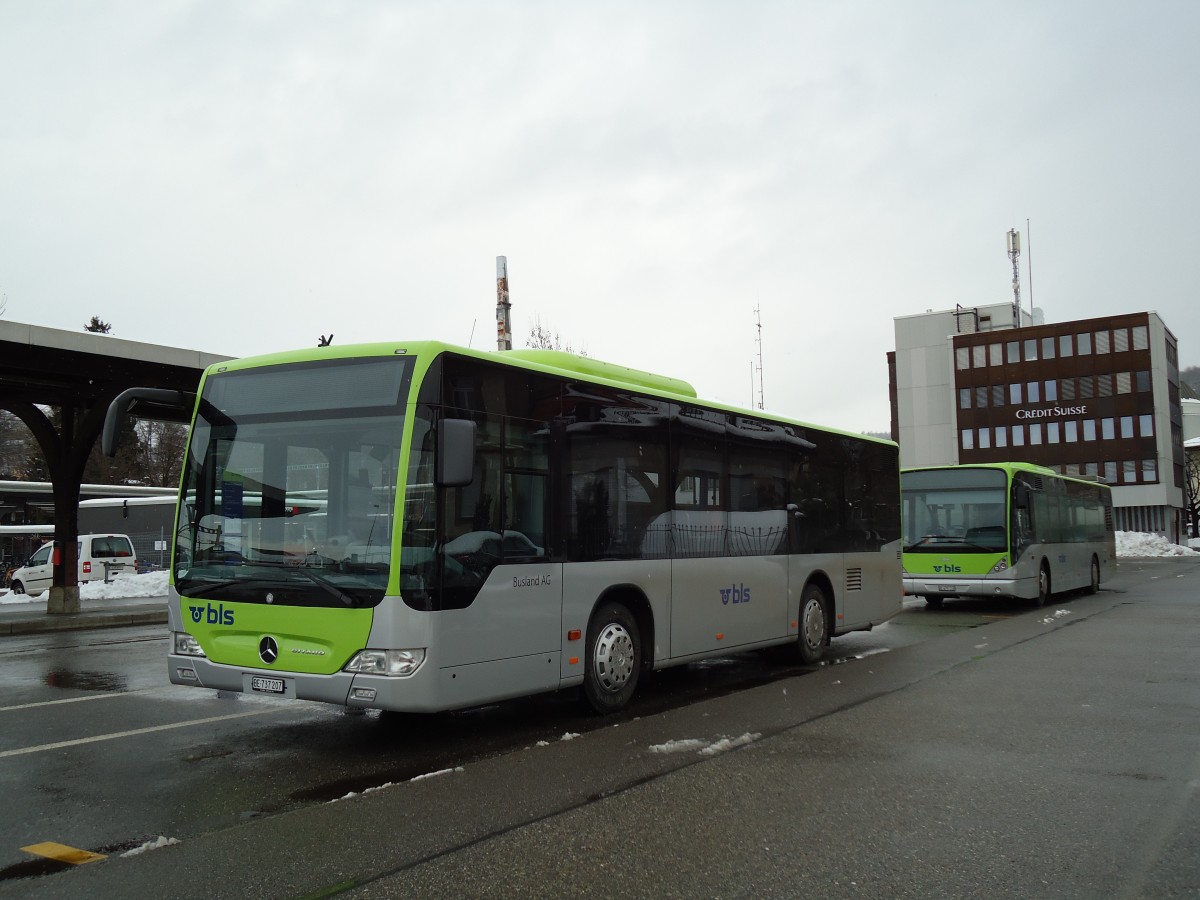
[962,429,974,450]
[1066,463,1080,476]
[1078,375,1094,399]
[989,344,1003,366]
[1047,422,1060,444]
[1059,334,1073,357]
[1123,460,1137,482]
[975,387,988,409]
[1085,462,1099,477]
[995,427,1008,448]
[956,347,970,370]
[1061,378,1076,401]
[1132,325,1149,350]
[1097,374,1113,397]
[1120,416,1134,438]
[1012,424,1025,446]
[1024,338,1038,361]
[1010,383,1022,404]
[1139,414,1154,437]
[972,345,986,368]
[1027,381,1041,403]
[1104,461,1118,483]
[1136,370,1151,392]
[1116,372,1131,394]
[1077,332,1092,355]
[1030,423,1043,445]
[959,388,971,409]
[1101,418,1115,439]
[1095,330,1110,354]
[1143,458,1157,481]
[1006,341,1020,363]
[991,385,1005,407]
[1041,336,1056,359]
[1044,379,1058,402]
[1083,419,1097,441]
[979,428,991,449]
[1113,328,1129,352]
[1065,421,1078,442]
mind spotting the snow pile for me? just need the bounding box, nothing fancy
[649,733,762,756]
[1040,609,1072,625]
[1115,531,1200,558]
[121,836,179,857]
[0,571,169,605]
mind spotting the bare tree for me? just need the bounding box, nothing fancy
[1185,447,1200,541]
[525,315,587,356]
[139,420,189,487]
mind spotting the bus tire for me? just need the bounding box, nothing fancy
[11,580,25,595]
[924,595,944,610]
[582,602,641,714]
[797,582,830,664]
[1034,563,1051,607]
[1087,556,1100,595]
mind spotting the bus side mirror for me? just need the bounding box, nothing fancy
[437,418,476,487]
[1013,483,1030,509]
[103,387,195,457]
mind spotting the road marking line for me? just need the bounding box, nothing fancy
[0,707,291,759]
[0,690,153,712]
[20,841,106,865]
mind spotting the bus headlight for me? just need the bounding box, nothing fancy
[344,649,426,677]
[990,558,1009,573]
[173,631,207,658]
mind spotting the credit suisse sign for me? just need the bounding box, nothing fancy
[1013,404,1088,420]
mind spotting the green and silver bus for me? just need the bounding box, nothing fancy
[106,342,902,713]
[900,462,1115,608]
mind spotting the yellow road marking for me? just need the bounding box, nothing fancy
[20,841,106,865]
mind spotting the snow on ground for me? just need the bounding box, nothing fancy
[1115,531,1200,558]
[0,570,168,605]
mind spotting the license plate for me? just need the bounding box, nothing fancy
[251,676,285,694]
[939,585,957,592]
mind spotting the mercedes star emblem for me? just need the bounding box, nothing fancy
[259,635,280,665]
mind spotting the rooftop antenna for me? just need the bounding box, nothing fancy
[753,305,765,410]
[496,256,512,351]
[1006,229,1021,329]
[1026,217,1035,323]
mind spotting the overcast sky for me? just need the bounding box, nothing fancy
[2,1,1197,433]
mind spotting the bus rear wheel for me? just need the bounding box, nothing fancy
[582,602,641,714]
[1087,556,1100,595]
[797,583,830,664]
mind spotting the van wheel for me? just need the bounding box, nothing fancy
[582,602,641,714]
[11,580,25,595]
[1087,556,1100,595]
[797,583,830,664]
[1034,563,1051,607]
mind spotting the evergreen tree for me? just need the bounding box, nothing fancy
[84,316,112,334]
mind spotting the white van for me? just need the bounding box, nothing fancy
[8,534,138,595]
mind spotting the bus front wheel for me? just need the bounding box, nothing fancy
[1034,564,1051,607]
[797,583,830,664]
[582,602,641,714]
[1087,556,1100,595]
[924,595,944,610]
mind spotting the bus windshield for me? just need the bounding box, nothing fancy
[174,357,414,608]
[901,467,1008,553]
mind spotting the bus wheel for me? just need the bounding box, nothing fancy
[1087,556,1100,595]
[11,580,24,595]
[1035,564,1051,607]
[924,595,944,610]
[582,602,641,714]
[797,583,830,665]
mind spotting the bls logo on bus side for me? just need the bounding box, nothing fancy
[190,603,235,626]
[720,584,751,605]
[932,563,962,574]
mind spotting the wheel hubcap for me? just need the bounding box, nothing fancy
[593,623,635,692]
[802,598,824,649]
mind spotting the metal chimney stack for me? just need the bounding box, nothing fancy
[496,256,512,351]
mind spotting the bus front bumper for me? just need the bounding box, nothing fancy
[903,574,1035,600]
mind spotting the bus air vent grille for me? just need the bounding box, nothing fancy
[845,568,863,592]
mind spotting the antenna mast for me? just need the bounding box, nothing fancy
[1006,229,1022,329]
[496,256,512,351]
[753,305,765,410]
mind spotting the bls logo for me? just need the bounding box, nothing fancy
[932,564,962,574]
[189,603,235,626]
[720,584,751,605]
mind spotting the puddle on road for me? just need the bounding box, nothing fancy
[43,670,129,692]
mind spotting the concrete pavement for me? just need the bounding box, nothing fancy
[3,556,1198,899]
